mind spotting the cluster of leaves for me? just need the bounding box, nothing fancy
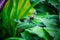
[0,0,60,40]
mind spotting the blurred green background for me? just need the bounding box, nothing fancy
[0,0,60,40]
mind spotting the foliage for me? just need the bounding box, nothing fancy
[0,0,59,40]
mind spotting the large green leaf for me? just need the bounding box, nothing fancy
[32,12,58,28]
[25,27,53,40]
[21,31,43,40]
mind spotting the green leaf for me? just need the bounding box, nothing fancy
[17,0,27,19]
[21,31,34,40]
[44,28,59,38]
[25,27,53,40]
[22,0,40,18]
[32,12,58,28]
[48,0,60,6]
[54,29,60,40]
[5,37,25,40]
